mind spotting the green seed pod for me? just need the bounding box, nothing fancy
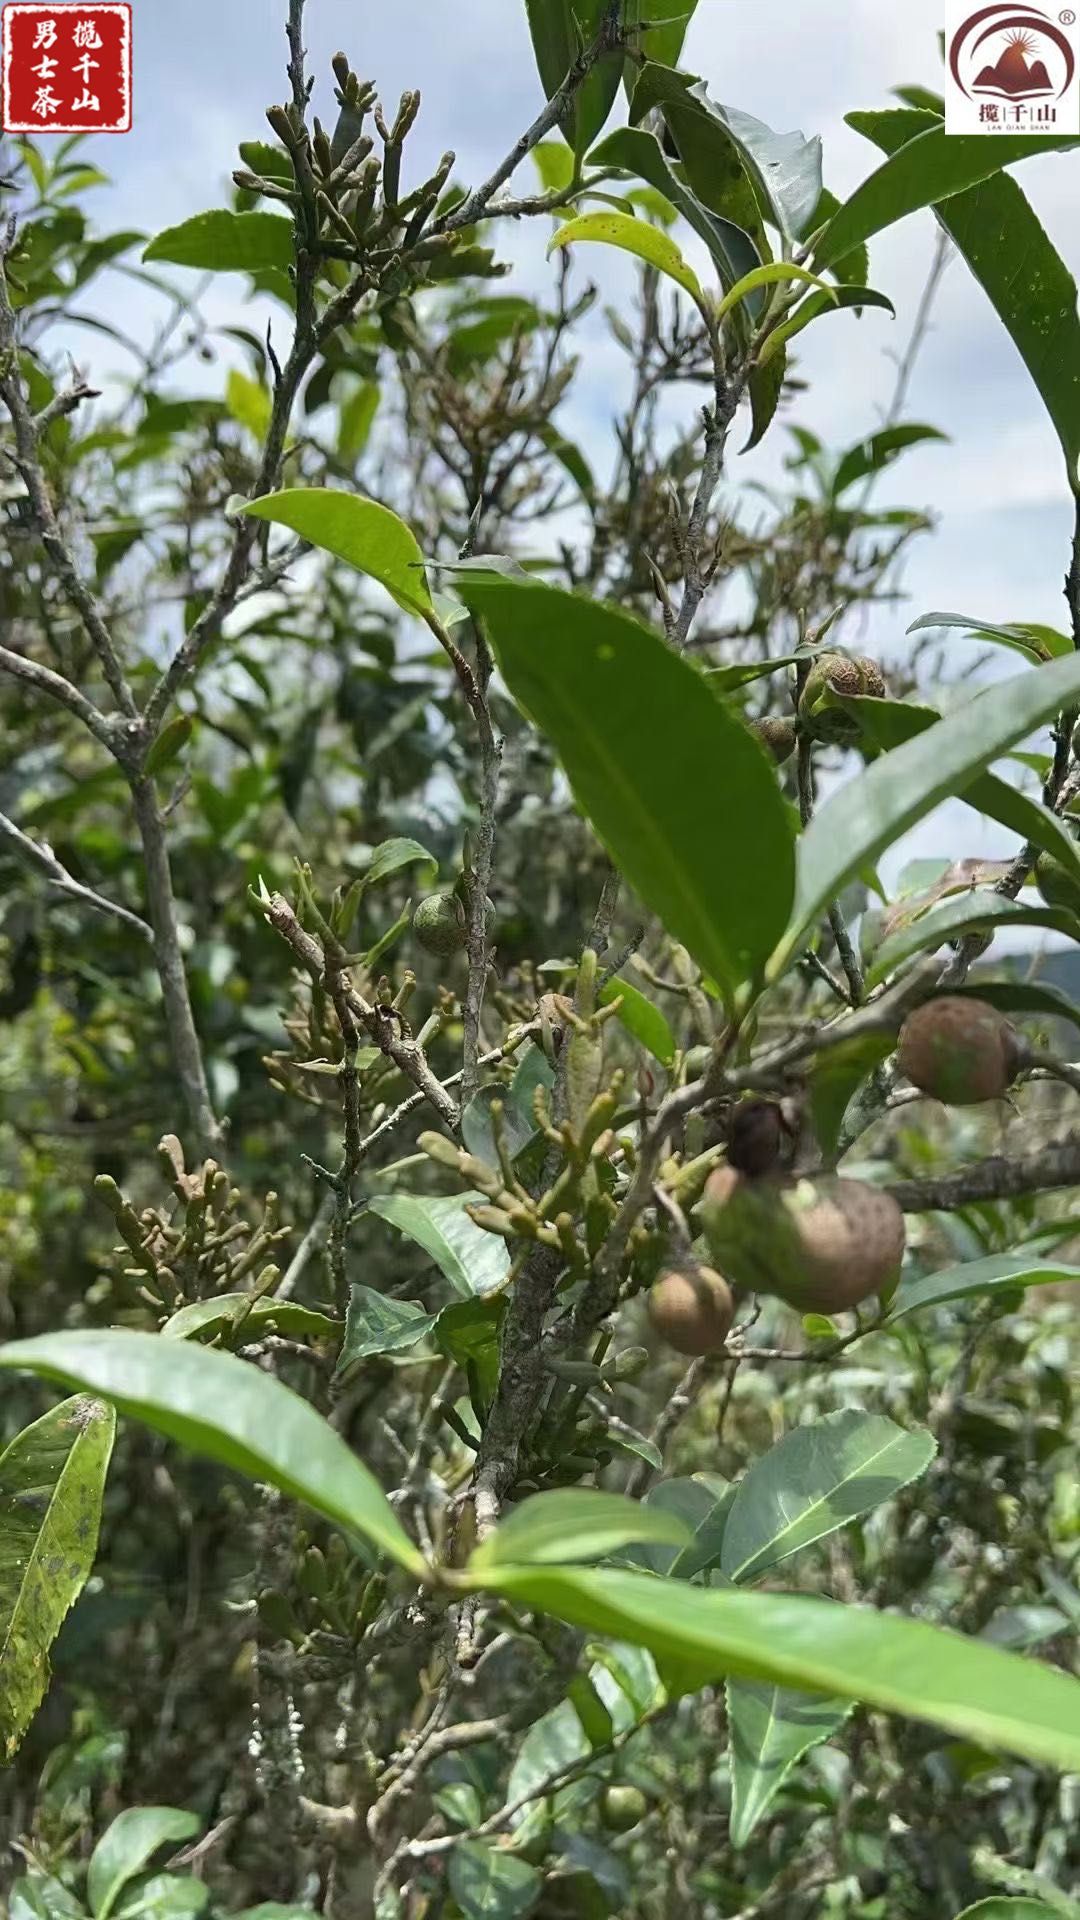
[600,1784,648,1832]
[258,1588,298,1643]
[413,890,466,957]
[1035,852,1080,917]
[799,652,886,745]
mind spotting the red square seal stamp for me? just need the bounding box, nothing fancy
[2,3,131,133]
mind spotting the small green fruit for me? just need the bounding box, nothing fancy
[799,652,886,745]
[600,1784,648,1832]
[751,716,797,765]
[1035,852,1080,917]
[897,996,1019,1106]
[412,890,466,957]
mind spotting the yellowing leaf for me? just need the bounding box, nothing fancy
[548,210,705,306]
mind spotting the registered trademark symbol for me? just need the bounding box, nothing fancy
[1061,8,1076,24]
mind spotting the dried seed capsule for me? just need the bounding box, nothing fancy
[897,995,1019,1106]
[700,1166,905,1314]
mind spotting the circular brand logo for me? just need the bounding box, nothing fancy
[950,2,1076,102]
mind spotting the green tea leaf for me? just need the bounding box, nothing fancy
[144,210,293,273]
[161,1296,337,1344]
[471,1489,693,1572]
[336,1287,437,1374]
[482,1565,1080,1771]
[524,0,622,157]
[852,694,1080,890]
[850,109,1080,490]
[907,610,1071,663]
[0,1332,426,1576]
[241,488,431,616]
[598,974,676,1066]
[720,1410,935,1584]
[773,653,1080,977]
[757,282,895,363]
[589,126,762,302]
[358,835,438,891]
[889,1254,1080,1321]
[0,1395,115,1761]
[715,260,835,325]
[10,1875,86,1920]
[88,1808,200,1920]
[631,65,822,243]
[367,1191,510,1297]
[816,118,1080,272]
[115,1873,208,1920]
[832,423,946,497]
[548,210,704,305]
[454,578,796,1003]
[449,1837,542,1918]
[726,1680,850,1846]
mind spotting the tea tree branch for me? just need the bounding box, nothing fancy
[887,1132,1080,1211]
[433,8,625,237]
[0,227,137,720]
[131,779,224,1161]
[0,809,153,941]
[264,892,460,1126]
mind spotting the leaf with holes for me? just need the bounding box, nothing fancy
[548,210,704,306]
[0,1395,115,1761]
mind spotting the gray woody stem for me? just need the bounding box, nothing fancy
[0,233,136,721]
[131,779,224,1162]
[433,7,624,236]
[887,1132,1080,1212]
[0,810,153,941]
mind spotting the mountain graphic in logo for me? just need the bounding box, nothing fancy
[972,28,1054,96]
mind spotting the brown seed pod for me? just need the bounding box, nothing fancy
[648,1264,735,1355]
[751,716,798,765]
[727,1098,784,1178]
[897,995,1019,1106]
[799,651,887,745]
[699,1167,905,1314]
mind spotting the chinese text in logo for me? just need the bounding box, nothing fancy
[2,3,131,133]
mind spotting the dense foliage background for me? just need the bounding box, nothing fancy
[1,6,1078,1919]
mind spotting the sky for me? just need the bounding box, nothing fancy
[19,0,1080,906]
